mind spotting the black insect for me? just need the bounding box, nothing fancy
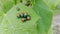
[26,15,31,20]
[21,18,26,22]
[17,12,31,22]
[23,12,28,18]
[20,13,24,18]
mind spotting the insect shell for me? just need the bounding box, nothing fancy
[17,12,31,22]
[26,15,31,20]
[21,18,26,22]
[20,13,24,18]
[23,12,28,18]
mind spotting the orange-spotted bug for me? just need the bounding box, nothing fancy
[26,15,31,20]
[23,12,28,18]
[20,13,24,18]
[21,18,26,22]
[17,12,31,22]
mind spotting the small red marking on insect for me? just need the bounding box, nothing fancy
[17,12,31,22]
[21,18,26,22]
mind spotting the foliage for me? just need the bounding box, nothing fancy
[0,0,60,34]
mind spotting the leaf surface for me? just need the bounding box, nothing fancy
[0,3,40,34]
[31,0,53,34]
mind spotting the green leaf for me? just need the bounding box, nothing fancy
[31,0,53,34]
[54,10,60,14]
[54,3,60,14]
[3,1,14,13]
[0,11,4,24]
[14,0,22,4]
[0,7,4,23]
[44,0,60,10]
[48,28,53,34]
[0,3,40,34]
[0,0,14,13]
[0,0,23,13]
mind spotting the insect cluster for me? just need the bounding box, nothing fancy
[17,12,31,22]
